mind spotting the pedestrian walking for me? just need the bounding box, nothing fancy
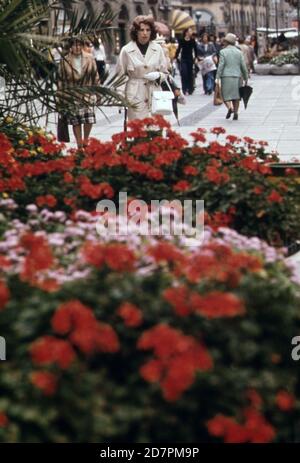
[245,37,255,73]
[165,38,178,76]
[57,38,100,148]
[237,38,252,74]
[215,33,248,120]
[116,15,168,121]
[175,27,198,96]
[198,33,217,95]
[93,37,107,83]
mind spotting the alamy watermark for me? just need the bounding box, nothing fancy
[0,336,6,361]
[291,336,300,361]
[95,193,204,247]
[0,77,5,99]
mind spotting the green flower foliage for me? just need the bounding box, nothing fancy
[1,116,300,247]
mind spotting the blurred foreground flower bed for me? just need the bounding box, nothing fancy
[0,117,300,442]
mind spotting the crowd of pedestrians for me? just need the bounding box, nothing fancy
[53,14,258,147]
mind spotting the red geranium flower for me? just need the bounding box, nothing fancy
[163,286,191,316]
[184,165,198,176]
[205,165,230,185]
[226,135,240,144]
[30,371,58,396]
[82,241,105,268]
[275,390,296,411]
[253,186,264,195]
[36,194,57,208]
[0,280,10,310]
[190,291,245,318]
[207,409,276,443]
[243,136,255,145]
[285,168,298,176]
[0,412,9,428]
[30,336,76,369]
[190,129,207,143]
[267,190,283,203]
[104,243,136,272]
[51,300,95,335]
[138,324,213,400]
[258,140,268,146]
[147,242,185,265]
[20,233,54,283]
[210,127,226,135]
[173,180,190,192]
[117,302,143,327]
[63,172,74,183]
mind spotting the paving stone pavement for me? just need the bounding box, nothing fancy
[44,73,300,160]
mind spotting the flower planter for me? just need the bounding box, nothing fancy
[284,64,299,75]
[270,64,293,75]
[254,63,272,75]
[255,63,299,75]
[269,162,300,177]
[268,162,300,255]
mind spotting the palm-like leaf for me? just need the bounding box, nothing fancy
[0,0,126,123]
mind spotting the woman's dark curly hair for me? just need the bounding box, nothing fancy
[130,15,157,42]
[69,37,84,47]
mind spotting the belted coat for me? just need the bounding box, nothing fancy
[116,40,168,120]
[57,51,100,110]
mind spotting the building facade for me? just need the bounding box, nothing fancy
[50,0,294,60]
[182,1,293,38]
[51,0,177,60]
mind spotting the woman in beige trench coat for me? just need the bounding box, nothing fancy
[58,38,100,147]
[116,15,169,121]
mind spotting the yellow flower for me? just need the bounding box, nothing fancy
[27,130,33,136]
[37,147,44,153]
[30,150,37,156]
[18,140,25,146]
[37,129,45,135]
[2,193,9,198]
[5,117,13,123]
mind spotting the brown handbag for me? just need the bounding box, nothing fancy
[213,82,223,106]
[57,115,70,142]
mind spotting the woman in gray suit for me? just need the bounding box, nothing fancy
[216,33,248,120]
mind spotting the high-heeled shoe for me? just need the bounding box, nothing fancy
[226,109,233,119]
[233,113,238,120]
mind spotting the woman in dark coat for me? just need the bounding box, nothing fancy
[175,27,198,96]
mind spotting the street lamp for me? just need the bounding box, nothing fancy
[195,10,202,36]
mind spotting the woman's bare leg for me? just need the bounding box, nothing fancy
[73,124,83,148]
[225,100,233,110]
[233,99,240,115]
[83,123,93,144]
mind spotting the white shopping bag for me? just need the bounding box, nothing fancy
[151,78,174,116]
[200,55,216,76]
